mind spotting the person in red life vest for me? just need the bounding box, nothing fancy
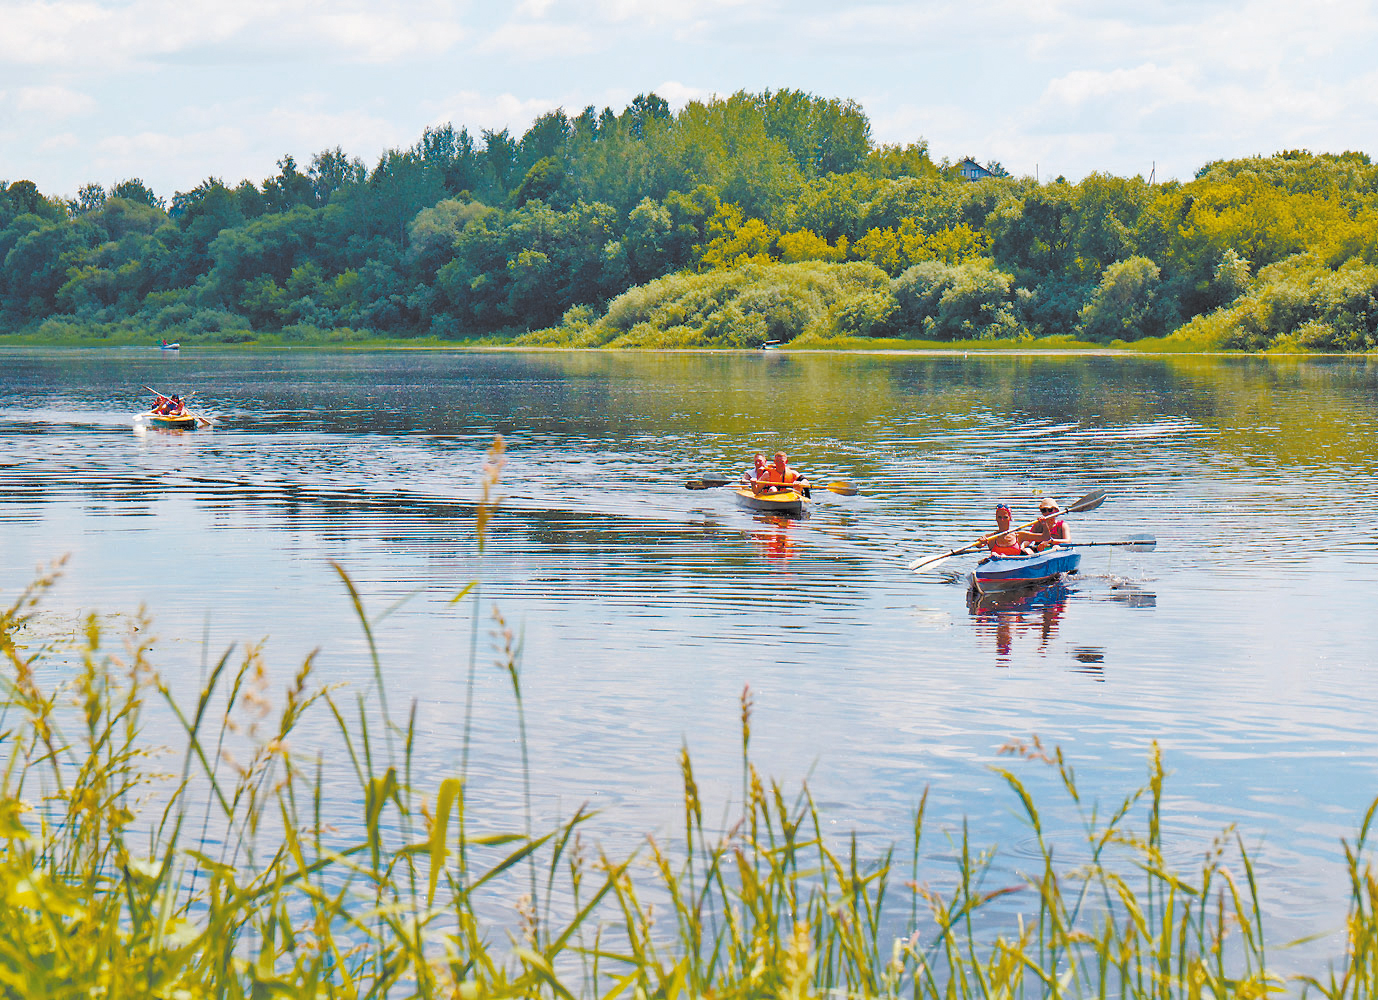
[151,394,170,414]
[168,395,186,415]
[981,504,1027,556]
[754,450,811,497]
[1027,497,1071,550]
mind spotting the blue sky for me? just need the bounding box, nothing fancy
[2,0,1375,201]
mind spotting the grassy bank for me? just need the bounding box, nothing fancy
[0,319,1240,354]
[4,446,1378,997]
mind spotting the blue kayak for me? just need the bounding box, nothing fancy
[969,545,1081,594]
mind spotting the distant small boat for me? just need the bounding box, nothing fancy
[159,340,180,351]
[761,340,782,351]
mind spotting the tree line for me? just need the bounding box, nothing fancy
[2,89,1376,350]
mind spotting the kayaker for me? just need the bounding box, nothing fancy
[168,395,186,415]
[151,394,170,413]
[1027,498,1070,550]
[754,451,810,496]
[980,504,1027,556]
[741,453,768,486]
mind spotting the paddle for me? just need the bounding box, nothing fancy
[141,384,197,402]
[684,475,858,496]
[906,488,1109,572]
[1064,534,1156,551]
[684,475,734,489]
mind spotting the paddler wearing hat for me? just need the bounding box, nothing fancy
[1027,497,1070,551]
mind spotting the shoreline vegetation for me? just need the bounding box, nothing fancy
[0,322,1365,357]
[3,90,1377,355]
[2,444,1378,997]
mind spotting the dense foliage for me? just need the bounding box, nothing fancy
[3,91,1376,350]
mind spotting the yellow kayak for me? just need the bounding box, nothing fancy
[732,487,807,516]
[139,411,201,430]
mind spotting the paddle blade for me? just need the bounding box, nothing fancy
[907,543,982,572]
[824,481,858,496]
[1064,488,1108,514]
[910,554,954,574]
[685,475,733,490]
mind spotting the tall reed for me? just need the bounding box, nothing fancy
[1,449,1375,997]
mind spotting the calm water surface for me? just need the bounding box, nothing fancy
[1,348,1376,966]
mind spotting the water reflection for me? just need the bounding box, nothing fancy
[750,515,802,563]
[967,582,1072,669]
[964,575,1160,673]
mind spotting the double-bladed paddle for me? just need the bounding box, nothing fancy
[906,488,1109,573]
[685,475,858,497]
[1067,534,1156,551]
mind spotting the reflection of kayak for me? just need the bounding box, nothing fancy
[139,411,200,430]
[968,582,1071,614]
[732,487,806,516]
[969,546,1080,594]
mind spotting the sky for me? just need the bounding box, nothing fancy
[1,0,1376,201]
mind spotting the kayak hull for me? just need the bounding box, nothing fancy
[140,411,199,430]
[733,487,806,516]
[969,546,1080,594]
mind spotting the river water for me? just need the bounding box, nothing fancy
[1,347,1376,968]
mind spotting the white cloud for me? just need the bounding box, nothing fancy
[478,21,595,57]
[1041,64,1197,115]
[38,132,81,154]
[596,0,768,25]
[425,91,565,136]
[14,85,98,117]
[312,10,465,62]
[95,126,246,163]
[652,80,714,109]
[516,0,558,17]
[0,0,467,69]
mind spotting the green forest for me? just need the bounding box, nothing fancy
[2,89,1376,351]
